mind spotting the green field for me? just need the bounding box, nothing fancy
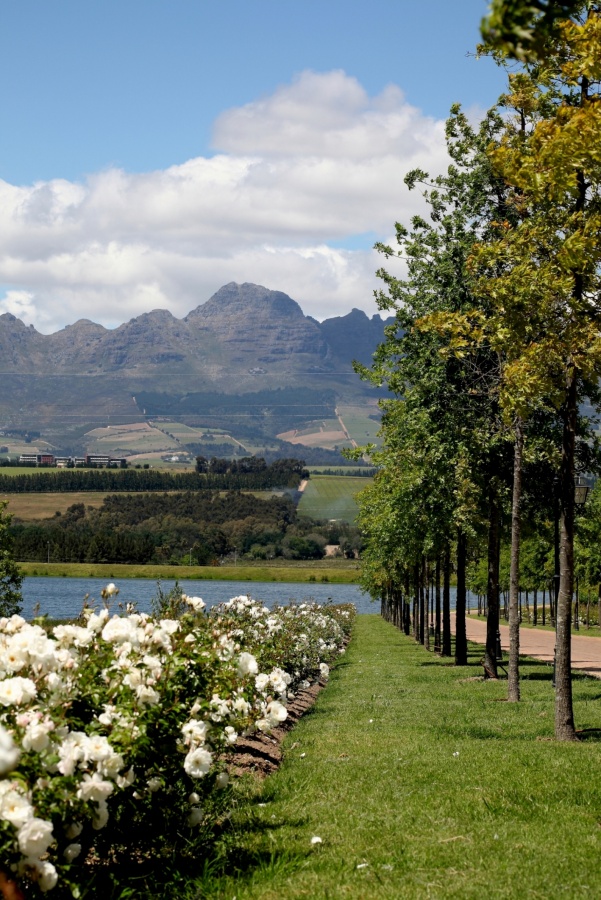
[337,404,382,446]
[298,475,372,521]
[19,561,360,583]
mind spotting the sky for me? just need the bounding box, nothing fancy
[0,1,507,334]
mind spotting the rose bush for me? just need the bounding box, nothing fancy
[0,590,354,896]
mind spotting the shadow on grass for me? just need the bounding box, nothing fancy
[81,810,310,900]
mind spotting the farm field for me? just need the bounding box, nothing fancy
[84,422,177,454]
[152,420,242,444]
[3,491,109,520]
[298,474,372,521]
[278,418,351,450]
[337,404,382,446]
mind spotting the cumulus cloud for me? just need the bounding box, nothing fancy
[0,70,449,333]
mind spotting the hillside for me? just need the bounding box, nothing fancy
[0,282,393,456]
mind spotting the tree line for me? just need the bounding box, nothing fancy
[355,1,601,740]
[0,458,307,493]
[11,491,362,565]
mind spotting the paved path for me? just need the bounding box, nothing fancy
[450,612,601,678]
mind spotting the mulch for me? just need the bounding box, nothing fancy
[228,680,324,778]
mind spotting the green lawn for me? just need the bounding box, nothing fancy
[19,561,360,583]
[193,616,601,900]
[298,475,372,522]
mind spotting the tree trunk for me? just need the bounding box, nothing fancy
[420,556,430,650]
[508,417,524,702]
[455,529,468,666]
[555,367,577,740]
[435,555,442,653]
[484,488,500,677]
[442,543,452,656]
[413,563,419,642]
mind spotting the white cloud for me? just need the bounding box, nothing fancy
[0,70,448,333]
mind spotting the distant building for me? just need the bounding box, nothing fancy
[18,453,127,468]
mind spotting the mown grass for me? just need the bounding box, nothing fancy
[298,476,372,522]
[190,616,601,900]
[19,561,360,583]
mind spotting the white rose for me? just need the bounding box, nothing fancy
[0,676,37,706]
[237,652,259,677]
[0,789,32,827]
[17,817,54,857]
[184,747,213,778]
[64,842,82,863]
[0,723,20,774]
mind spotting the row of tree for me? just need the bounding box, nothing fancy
[0,458,307,493]
[355,2,601,740]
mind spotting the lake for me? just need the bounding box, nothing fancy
[20,576,378,619]
[19,577,471,620]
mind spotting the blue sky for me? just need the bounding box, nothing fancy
[0,1,507,331]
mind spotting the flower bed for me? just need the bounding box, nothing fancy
[0,588,354,896]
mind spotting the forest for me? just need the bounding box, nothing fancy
[10,490,362,565]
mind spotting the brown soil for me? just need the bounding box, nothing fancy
[228,681,324,778]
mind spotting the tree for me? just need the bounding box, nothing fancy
[0,502,23,617]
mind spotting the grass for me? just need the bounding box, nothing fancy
[337,404,382,446]
[190,616,601,900]
[18,561,360,583]
[298,475,372,522]
[3,491,110,520]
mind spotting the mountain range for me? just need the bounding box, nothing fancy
[0,282,394,454]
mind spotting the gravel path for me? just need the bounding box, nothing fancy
[451,612,601,678]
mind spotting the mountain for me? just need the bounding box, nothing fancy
[0,283,395,452]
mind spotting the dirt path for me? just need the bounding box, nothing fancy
[335,407,358,448]
[451,612,601,678]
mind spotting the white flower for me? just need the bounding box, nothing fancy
[188,807,204,826]
[224,725,238,745]
[182,718,210,747]
[92,799,109,830]
[311,835,323,844]
[86,608,109,632]
[0,676,37,706]
[237,652,258,677]
[147,776,162,792]
[17,817,54,856]
[64,842,81,863]
[136,684,160,706]
[77,772,114,802]
[255,673,270,691]
[0,722,20,774]
[184,595,205,611]
[216,772,229,788]
[184,747,213,778]
[319,663,330,679]
[158,619,180,635]
[19,858,58,893]
[65,822,83,839]
[104,583,119,596]
[102,616,138,644]
[0,789,32,827]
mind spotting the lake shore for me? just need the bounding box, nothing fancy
[18,560,361,584]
